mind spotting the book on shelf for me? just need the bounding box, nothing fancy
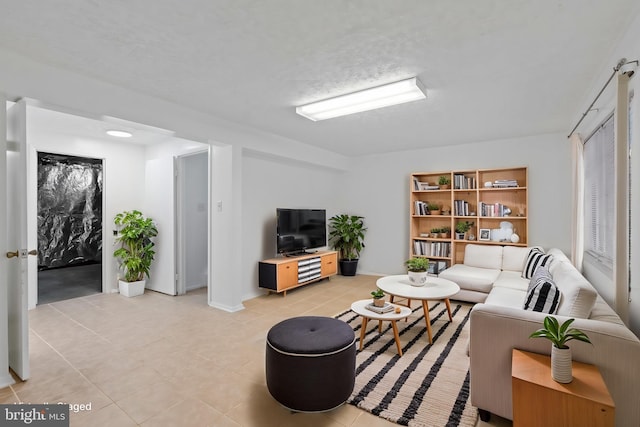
[428,260,448,275]
[454,174,476,189]
[454,199,470,216]
[412,240,451,257]
[480,202,509,217]
[366,302,395,314]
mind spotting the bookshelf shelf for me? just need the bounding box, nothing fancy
[410,167,528,267]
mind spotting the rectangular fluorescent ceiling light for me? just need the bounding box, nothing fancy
[296,77,426,121]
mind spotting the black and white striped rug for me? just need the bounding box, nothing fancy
[335,301,477,427]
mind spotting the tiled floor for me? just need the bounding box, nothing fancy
[0,274,511,427]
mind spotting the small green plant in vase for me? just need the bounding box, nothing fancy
[530,316,592,383]
[405,257,430,286]
[427,203,441,215]
[371,288,386,307]
[455,221,473,240]
[438,175,450,189]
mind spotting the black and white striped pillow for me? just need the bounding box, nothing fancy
[522,247,553,279]
[523,276,560,314]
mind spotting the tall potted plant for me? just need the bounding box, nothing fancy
[113,210,158,297]
[328,214,366,276]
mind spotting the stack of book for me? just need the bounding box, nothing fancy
[366,302,394,314]
[492,179,518,188]
[454,199,471,216]
[454,174,476,189]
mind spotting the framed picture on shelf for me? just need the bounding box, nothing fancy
[479,229,491,241]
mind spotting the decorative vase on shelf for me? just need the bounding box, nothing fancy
[551,346,573,383]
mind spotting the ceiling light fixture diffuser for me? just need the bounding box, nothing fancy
[106,130,133,138]
[296,77,426,121]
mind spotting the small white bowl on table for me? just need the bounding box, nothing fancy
[350,299,412,356]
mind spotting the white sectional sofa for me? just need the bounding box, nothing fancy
[439,244,640,426]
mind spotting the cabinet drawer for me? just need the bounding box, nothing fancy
[277,262,298,290]
[321,253,338,276]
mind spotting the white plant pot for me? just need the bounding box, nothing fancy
[118,279,145,297]
[408,271,428,286]
[551,346,573,383]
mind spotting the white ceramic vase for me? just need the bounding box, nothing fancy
[551,345,573,383]
[408,271,428,286]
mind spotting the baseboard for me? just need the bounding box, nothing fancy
[208,301,245,312]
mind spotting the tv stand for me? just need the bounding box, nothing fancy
[259,250,338,296]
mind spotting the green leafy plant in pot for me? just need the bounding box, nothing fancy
[371,288,386,307]
[113,210,158,297]
[455,220,473,240]
[529,316,592,383]
[328,214,366,276]
[405,257,430,286]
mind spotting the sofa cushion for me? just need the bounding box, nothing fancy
[546,248,572,275]
[522,247,553,279]
[553,262,598,318]
[523,276,560,314]
[493,270,529,291]
[484,286,526,309]
[464,244,503,270]
[438,264,500,294]
[502,246,532,272]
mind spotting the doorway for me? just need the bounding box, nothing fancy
[176,150,210,294]
[37,152,103,304]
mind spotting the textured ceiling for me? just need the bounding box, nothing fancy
[1,1,638,156]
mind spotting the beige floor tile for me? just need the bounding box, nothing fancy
[141,397,232,427]
[115,379,185,424]
[71,403,137,427]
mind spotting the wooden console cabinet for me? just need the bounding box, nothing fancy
[511,349,614,427]
[258,250,338,295]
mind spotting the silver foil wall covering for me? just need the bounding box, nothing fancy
[37,153,103,269]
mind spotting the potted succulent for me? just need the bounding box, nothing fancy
[371,288,386,307]
[430,227,441,238]
[113,210,158,297]
[328,214,367,276]
[427,203,441,215]
[441,226,451,239]
[405,257,431,286]
[455,221,473,240]
[438,175,451,189]
[529,316,592,383]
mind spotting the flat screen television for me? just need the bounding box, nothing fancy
[276,208,327,255]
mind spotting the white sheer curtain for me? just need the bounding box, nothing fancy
[570,133,584,271]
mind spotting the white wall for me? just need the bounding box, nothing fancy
[343,133,570,276]
[26,108,146,302]
[241,150,344,301]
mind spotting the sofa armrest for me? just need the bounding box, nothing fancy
[469,303,640,425]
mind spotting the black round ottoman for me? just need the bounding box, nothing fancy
[266,316,356,412]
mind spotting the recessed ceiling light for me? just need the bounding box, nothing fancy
[106,130,133,138]
[296,77,427,121]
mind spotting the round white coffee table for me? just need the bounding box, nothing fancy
[350,299,412,356]
[376,275,460,344]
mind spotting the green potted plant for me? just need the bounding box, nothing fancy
[328,214,367,276]
[113,210,158,297]
[430,227,441,238]
[440,226,451,238]
[455,221,473,240]
[371,288,386,307]
[438,175,450,189]
[530,316,592,383]
[427,203,441,215]
[405,257,431,286]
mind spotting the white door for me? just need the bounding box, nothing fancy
[144,157,176,295]
[4,99,31,380]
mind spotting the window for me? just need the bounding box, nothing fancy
[583,114,615,267]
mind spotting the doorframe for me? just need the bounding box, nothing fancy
[29,148,106,308]
[175,148,211,295]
